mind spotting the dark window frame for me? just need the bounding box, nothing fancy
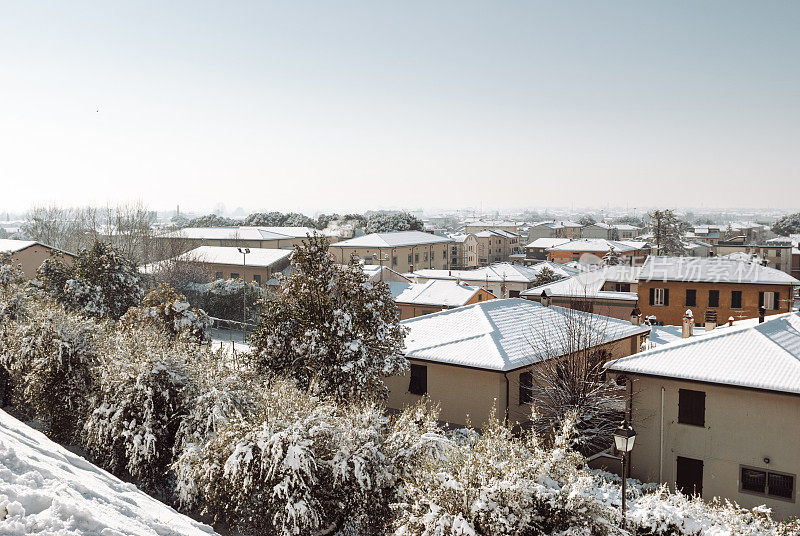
[739,466,796,502]
[678,388,705,427]
[731,290,743,309]
[519,370,533,405]
[708,289,720,308]
[408,363,427,395]
[685,289,697,307]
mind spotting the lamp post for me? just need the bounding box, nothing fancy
[614,420,637,528]
[237,247,250,337]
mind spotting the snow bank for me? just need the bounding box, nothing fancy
[0,409,218,536]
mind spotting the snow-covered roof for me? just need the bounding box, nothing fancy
[332,231,453,248]
[388,280,486,307]
[520,265,640,302]
[402,298,650,371]
[358,264,411,283]
[0,409,217,536]
[176,246,292,267]
[639,256,799,286]
[447,232,473,243]
[465,220,518,227]
[546,238,641,253]
[407,261,577,284]
[474,229,520,239]
[613,224,642,231]
[0,238,37,253]
[524,238,572,249]
[163,226,330,241]
[607,312,800,396]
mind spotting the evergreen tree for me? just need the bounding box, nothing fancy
[121,283,211,343]
[250,235,407,403]
[771,212,800,237]
[365,211,424,233]
[648,209,686,256]
[532,266,561,287]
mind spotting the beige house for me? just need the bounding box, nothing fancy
[527,220,583,242]
[606,312,800,519]
[146,245,293,286]
[447,233,479,269]
[464,220,520,234]
[0,239,75,279]
[407,262,577,299]
[329,231,453,273]
[385,298,650,427]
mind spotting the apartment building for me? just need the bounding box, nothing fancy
[527,220,583,242]
[637,256,799,326]
[545,238,650,265]
[329,231,453,273]
[447,233,479,269]
[464,220,520,234]
[474,229,522,265]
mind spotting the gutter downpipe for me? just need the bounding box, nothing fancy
[659,386,665,482]
[504,372,510,425]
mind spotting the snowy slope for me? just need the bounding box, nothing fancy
[0,410,218,536]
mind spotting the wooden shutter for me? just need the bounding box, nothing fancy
[758,291,764,307]
[649,288,655,305]
[677,456,704,496]
[519,371,532,405]
[678,389,705,426]
[664,288,670,306]
[775,292,780,311]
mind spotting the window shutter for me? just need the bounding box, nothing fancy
[759,291,764,307]
[664,288,670,306]
[775,292,780,311]
[649,288,655,305]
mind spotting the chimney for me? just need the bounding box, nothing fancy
[630,306,642,326]
[759,305,765,324]
[541,289,551,307]
[409,264,414,273]
[682,309,694,338]
[728,316,734,327]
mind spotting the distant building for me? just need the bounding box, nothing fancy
[606,312,800,519]
[527,220,583,242]
[0,239,75,279]
[387,279,495,319]
[386,299,650,427]
[474,229,522,265]
[406,261,577,298]
[329,231,454,273]
[581,222,616,239]
[545,238,650,265]
[524,237,571,262]
[464,220,520,234]
[447,233,479,269]
[637,256,799,326]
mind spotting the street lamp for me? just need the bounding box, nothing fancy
[237,247,250,335]
[614,420,637,527]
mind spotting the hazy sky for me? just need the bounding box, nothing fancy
[1,1,798,214]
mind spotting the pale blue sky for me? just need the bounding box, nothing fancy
[1,1,798,213]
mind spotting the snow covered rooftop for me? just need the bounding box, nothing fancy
[407,261,578,284]
[0,239,37,253]
[332,231,453,248]
[546,238,642,253]
[607,312,800,396]
[402,298,650,371]
[639,256,799,286]
[0,409,217,536]
[520,265,640,302]
[473,229,520,239]
[524,238,572,249]
[175,245,292,268]
[387,280,486,307]
[163,226,330,241]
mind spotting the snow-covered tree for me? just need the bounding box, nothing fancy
[532,266,561,287]
[771,212,800,237]
[648,209,687,256]
[121,283,210,343]
[364,211,424,233]
[34,241,144,320]
[5,303,98,443]
[83,327,194,495]
[250,235,407,403]
[0,254,28,407]
[602,245,625,266]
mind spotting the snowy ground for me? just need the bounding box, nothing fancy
[0,410,218,536]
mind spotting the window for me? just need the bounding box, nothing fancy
[408,364,427,395]
[509,290,520,298]
[731,290,742,309]
[415,253,419,262]
[740,467,796,501]
[519,371,532,405]
[678,389,705,426]
[424,252,428,261]
[708,289,720,308]
[215,271,223,279]
[408,254,412,264]
[676,457,703,496]
[650,287,669,306]
[760,291,779,311]
[614,283,631,292]
[392,256,398,266]
[230,272,240,279]
[685,289,697,307]
[253,274,261,284]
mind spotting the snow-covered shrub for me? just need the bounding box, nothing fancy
[174,378,406,536]
[3,302,99,443]
[34,241,144,320]
[251,235,407,403]
[121,283,211,343]
[394,412,617,536]
[0,254,28,407]
[83,327,194,495]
